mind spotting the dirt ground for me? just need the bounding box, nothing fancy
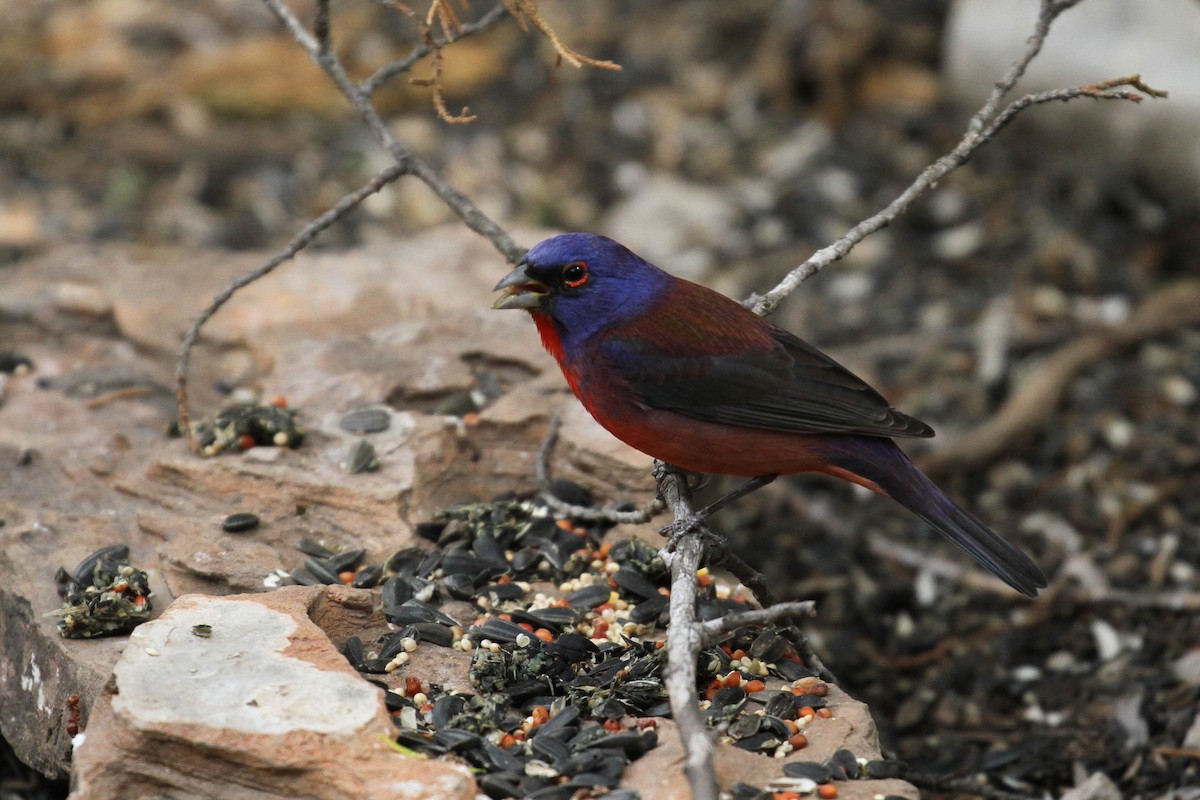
[2,1,1198,798]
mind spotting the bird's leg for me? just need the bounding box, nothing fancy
[659,473,780,544]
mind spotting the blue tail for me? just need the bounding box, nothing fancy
[821,436,1047,596]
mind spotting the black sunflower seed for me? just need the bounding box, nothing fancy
[351,564,383,589]
[287,567,321,586]
[728,781,772,800]
[441,572,477,599]
[472,534,508,566]
[711,686,747,709]
[478,771,523,799]
[303,557,341,585]
[481,740,525,772]
[378,630,413,660]
[409,622,455,647]
[325,548,365,574]
[695,597,733,621]
[783,761,833,782]
[583,731,652,758]
[413,520,446,542]
[630,595,668,624]
[775,659,815,682]
[749,630,787,663]
[0,352,32,374]
[386,598,458,627]
[339,407,390,434]
[760,715,791,738]
[71,545,130,584]
[548,479,593,507]
[734,731,778,752]
[432,727,481,751]
[531,732,571,763]
[728,714,761,739]
[543,633,597,662]
[611,566,661,600]
[359,658,393,674]
[345,439,379,474]
[592,697,626,720]
[384,547,426,575]
[569,753,626,787]
[565,584,611,609]
[476,582,526,604]
[381,575,414,608]
[510,547,542,572]
[342,635,364,668]
[560,748,607,775]
[222,512,260,533]
[533,705,580,739]
[792,693,828,710]
[393,728,436,749]
[295,538,335,558]
[382,690,408,712]
[524,786,579,800]
[764,691,797,720]
[827,748,860,780]
[470,617,533,645]
[642,701,671,717]
[432,694,466,729]
[415,551,442,578]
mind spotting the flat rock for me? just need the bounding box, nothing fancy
[0,227,652,778]
[71,586,474,800]
[625,685,919,800]
[0,227,917,798]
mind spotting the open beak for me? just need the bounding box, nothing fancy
[492,263,549,310]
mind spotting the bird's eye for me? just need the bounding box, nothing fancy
[562,261,589,288]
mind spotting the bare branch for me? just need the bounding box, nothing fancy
[260,0,524,261]
[720,551,835,681]
[501,0,622,70]
[748,19,1166,317]
[175,161,409,449]
[655,462,718,800]
[359,3,509,97]
[696,601,816,643]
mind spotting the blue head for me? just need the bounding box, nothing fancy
[492,233,672,345]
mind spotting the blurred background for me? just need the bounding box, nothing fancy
[2,0,1198,796]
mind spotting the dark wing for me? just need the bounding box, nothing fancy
[599,325,933,439]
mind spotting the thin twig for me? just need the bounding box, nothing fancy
[175,160,408,448]
[696,601,815,643]
[260,0,523,261]
[535,415,665,523]
[721,551,836,681]
[360,3,509,96]
[747,12,1165,317]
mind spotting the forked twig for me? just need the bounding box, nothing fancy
[746,7,1165,317]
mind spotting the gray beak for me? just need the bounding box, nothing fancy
[492,263,549,310]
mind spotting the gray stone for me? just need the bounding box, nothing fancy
[71,587,475,800]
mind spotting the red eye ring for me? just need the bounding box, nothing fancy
[562,261,589,288]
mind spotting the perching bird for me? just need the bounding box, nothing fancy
[492,233,1047,596]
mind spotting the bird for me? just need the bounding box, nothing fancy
[492,233,1047,596]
